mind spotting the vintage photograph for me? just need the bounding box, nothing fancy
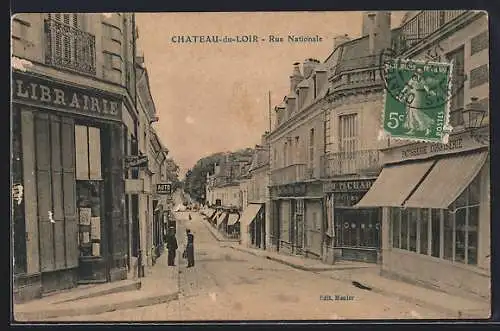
[11,10,490,321]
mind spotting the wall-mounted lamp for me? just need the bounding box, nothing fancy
[462,97,488,145]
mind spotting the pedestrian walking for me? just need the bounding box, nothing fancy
[186,229,195,267]
[166,227,178,266]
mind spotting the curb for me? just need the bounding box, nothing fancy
[52,280,142,304]
[229,245,374,272]
[15,291,179,321]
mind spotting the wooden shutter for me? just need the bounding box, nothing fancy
[21,110,40,274]
[61,117,78,268]
[35,113,55,272]
[109,124,126,267]
[50,115,66,270]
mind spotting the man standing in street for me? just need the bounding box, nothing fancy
[186,229,195,267]
[166,227,178,266]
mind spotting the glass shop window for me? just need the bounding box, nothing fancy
[400,209,408,250]
[75,125,103,257]
[408,208,418,252]
[431,209,441,258]
[419,208,429,255]
[391,208,400,249]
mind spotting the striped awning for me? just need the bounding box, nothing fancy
[216,212,228,227]
[227,213,240,226]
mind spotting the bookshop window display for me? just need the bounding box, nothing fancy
[390,174,480,266]
[75,124,106,280]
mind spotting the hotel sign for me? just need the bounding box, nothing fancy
[156,183,172,195]
[12,72,122,121]
[323,179,375,193]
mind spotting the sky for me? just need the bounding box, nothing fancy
[135,11,406,178]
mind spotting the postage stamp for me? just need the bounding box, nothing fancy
[379,50,455,144]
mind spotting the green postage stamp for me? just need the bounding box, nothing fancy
[381,58,454,144]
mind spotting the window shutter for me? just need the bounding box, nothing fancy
[50,115,66,270]
[35,113,55,272]
[61,117,78,268]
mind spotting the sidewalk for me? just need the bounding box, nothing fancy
[14,249,180,321]
[226,243,490,319]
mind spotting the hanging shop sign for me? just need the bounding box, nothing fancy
[125,155,149,169]
[156,183,172,195]
[323,179,375,193]
[12,71,122,121]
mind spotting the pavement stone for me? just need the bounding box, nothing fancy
[14,248,180,321]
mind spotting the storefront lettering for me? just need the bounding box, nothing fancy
[12,73,122,120]
[324,179,374,193]
[276,183,306,197]
[400,138,464,160]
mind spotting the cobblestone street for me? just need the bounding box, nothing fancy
[46,212,453,321]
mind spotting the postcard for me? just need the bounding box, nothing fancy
[11,10,490,322]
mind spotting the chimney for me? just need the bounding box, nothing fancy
[290,62,303,92]
[366,12,376,54]
[275,104,286,127]
[363,11,391,54]
[297,81,309,110]
[286,95,297,119]
[333,34,350,49]
[303,58,319,79]
[314,66,327,98]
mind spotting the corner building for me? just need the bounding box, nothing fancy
[356,10,490,301]
[12,13,138,301]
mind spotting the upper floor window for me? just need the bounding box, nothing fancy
[45,13,96,75]
[339,114,358,159]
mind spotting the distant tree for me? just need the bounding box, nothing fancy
[183,152,225,203]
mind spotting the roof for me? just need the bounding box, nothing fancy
[249,148,269,171]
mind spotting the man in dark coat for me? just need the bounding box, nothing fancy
[166,227,178,266]
[186,229,195,267]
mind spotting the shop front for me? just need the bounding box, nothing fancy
[270,181,323,258]
[356,131,490,300]
[12,71,128,301]
[323,178,380,264]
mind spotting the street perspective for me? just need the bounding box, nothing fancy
[11,10,491,322]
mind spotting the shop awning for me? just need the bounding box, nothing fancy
[216,212,228,227]
[355,160,435,208]
[404,151,488,209]
[239,204,263,229]
[227,213,240,226]
[207,209,217,219]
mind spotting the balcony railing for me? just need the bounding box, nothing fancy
[271,163,306,186]
[321,149,381,178]
[395,10,468,54]
[44,19,96,75]
[331,68,384,93]
[331,55,379,76]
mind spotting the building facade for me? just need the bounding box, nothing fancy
[356,10,490,301]
[321,12,392,263]
[12,13,137,301]
[240,135,271,249]
[268,59,328,258]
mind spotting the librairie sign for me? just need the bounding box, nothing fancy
[156,183,172,195]
[12,72,122,121]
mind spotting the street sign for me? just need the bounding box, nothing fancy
[157,183,172,195]
[125,155,149,169]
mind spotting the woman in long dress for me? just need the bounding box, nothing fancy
[398,67,437,136]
